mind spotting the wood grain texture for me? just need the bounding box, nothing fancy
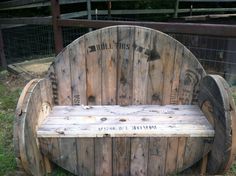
[69,36,87,105]
[165,137,178,174]
[101,26,118,105]
[37,105,214,138]
[95,138,112,176]
[148,138,168,176]
[130,138,149,176]
[58,138,78,174]
[54,48,72,105]
[112,138,130,176]
[77,138,95,176]
[117,26,135,105]
[14,79,54,176]
[132,27,151,105]
[198,75,236,174]
[85,28,102,105]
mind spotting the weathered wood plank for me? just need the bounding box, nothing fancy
[161,35,177,105]
[77,138,95,175]
[95,138,112,176]
[58,138,78,174]
[176,137,187,172]
[170,43,184,105]
[37,105,214,138]
[85,27,102,105]
[130,138,149,176]
[54,49,72,105]
[132,27,151,104]
[165,137,178,174]
[101,27,118,105]
[112,138,130,176]
[148,138,168,175]
[117,26,135,105]
[146,30,164,105]
[69,37,87,105]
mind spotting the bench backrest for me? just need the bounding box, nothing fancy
[47,25,206,106]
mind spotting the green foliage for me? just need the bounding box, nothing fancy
[0,82,21,175]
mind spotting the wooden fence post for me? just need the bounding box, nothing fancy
[51,0,63,55]
[0,29,7,69]
[174,0,179,18]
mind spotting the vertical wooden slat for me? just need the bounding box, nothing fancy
[113,138,130,176]
[132,27,151,105]
[170,44,184,105]
[77,138,95,176]
[0,29,7,68]
[183,138,204,169]
[148,138,168,176]
[174,0,179,18]
[69,37,87,105]
[85,28,102,105]
[130,138,149,176]
[59,138,78,174]
[54,49,72,105]
[87,0,91,20]
[51,0,63,54]
[95,138,112,176]
[117,26,135,105]
[165,137,178,175]
[146,30,164,105]
[176,137,187,172]
[101,27,118,105]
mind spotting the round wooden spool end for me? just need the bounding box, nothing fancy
[13,78,54,176]
[198,75,236,174]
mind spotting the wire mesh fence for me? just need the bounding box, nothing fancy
[2,24,236,89]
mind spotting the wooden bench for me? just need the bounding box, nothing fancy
[14,26,236,176]
[37,105,214,138]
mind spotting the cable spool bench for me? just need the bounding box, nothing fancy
[14,25,236,176]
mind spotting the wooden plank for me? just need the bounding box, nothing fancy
[69,37,87,105]
[170,44,184,105]
[95,138,112,176]
[130,138,149,176]
[0,29,7,68]
[183,138,205,169]
[176,137,187,172]
[146,30,164,105]
[117,26,135,105]
[165,137,178,174]
[148,138,168,175]
[58,138,78,174]
[54,49,72,105]
[198,75,236,174]
[132,26,151,104]
[161,34,177,105]
[101,27,118,105]
[76,138,95,175]
[112,138,130,176]
[178,48,205,104]
[85,27,102,105]
[0,17,51,25]
[58,19,236,38]
[37,105,214,138]
[18,79,46,176]
[51,0,63,54]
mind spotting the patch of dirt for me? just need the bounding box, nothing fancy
[22,61,51,76]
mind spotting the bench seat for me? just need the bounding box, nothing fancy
[37,105,215,138]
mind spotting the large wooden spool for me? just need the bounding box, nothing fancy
[14,26,236,176]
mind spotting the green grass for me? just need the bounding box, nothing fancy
[0,79,21,175]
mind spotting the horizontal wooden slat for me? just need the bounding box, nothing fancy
[58,19,236,37]
[37,105,214,138]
